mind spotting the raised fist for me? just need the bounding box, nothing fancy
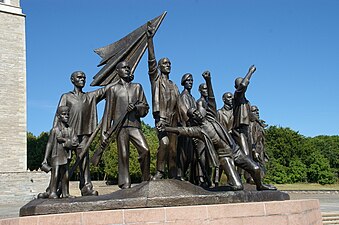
[146,21,155,38]
[202,70,211,79]
[249,65,256,74]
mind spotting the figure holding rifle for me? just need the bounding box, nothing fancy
[100,61,151,189]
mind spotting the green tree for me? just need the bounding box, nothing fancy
[265,126,305,167]
[305,151,336,184]
[265,159,289,184]
[27,132,49,171]
[287,157,307,183]
[265,126,337,184]
[305,135,339,177]
[27,132,37,170]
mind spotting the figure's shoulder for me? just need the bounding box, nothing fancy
[130,82,143,88]
[170,80,179,91]
[169,79,178,86]
[50,126,61,135]
[60,91,73,98]
[149,69,160,80]
[180,90,187,97]
[196,98,204,104]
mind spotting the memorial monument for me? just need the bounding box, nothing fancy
[13,10,323,225]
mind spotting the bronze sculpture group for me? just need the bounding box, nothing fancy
[38,13,275,199]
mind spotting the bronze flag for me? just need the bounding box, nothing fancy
[91,11,167,86]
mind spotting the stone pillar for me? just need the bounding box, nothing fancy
[0,0,26,172]
[0,1,50,205]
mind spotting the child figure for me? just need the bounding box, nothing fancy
[41,106,78,198]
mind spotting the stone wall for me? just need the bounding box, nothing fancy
[0,172,50,203]
[0,0,26,172]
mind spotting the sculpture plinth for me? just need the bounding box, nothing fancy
[20,179,289,217]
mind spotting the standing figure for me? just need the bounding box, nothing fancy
[217,92,234,132]
[159,71,276,191]
[41,106,78,198]
[177,73,196,181]
[194,82,211,185]
[101,61,150,189]
[214,92,234,186]
[249,105,268,177]
[147,23,180,179]
[196,83,208,115]
[55,71,109,196]
[233,65,256,183]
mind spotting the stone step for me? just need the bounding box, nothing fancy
[323,221,339,224]
[322,212,339,224]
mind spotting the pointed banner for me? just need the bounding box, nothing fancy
[90,11,167,86]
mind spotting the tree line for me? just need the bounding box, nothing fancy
[27,123,339,185]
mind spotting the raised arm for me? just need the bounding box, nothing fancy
[238,65,256,90]
[146,22,157,78]
[202,71,217,114]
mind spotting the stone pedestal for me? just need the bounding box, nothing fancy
[0,180,319,224]
[1,199,322,225]
[19,179,289,217]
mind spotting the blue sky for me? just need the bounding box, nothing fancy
[22,0,339,137]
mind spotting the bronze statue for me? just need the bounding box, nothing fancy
[178,73,196,126]
[196,83,208,114]
[213,92,234,186]
[249,105,268,177]
[159,71,276,191]
[101,61,151,189]
[194,82,211,185]
[40,106,78,198]
[217,92,234,132]
[233,65,256,154]
[54,71,110,196]
[177,73,196,181]
[147,23,180,179]
[233,65,256,183]
[159,71,237,188]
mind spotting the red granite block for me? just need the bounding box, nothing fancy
[82,209,124,225]
[165,205,208,222]
[124,207,165,224]
[243,215,288,225]
[37,212,82,225]
[207,202,266,219]
[265,200,304,215]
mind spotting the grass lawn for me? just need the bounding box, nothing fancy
[275,183,339,191]
[219,174,339,190]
